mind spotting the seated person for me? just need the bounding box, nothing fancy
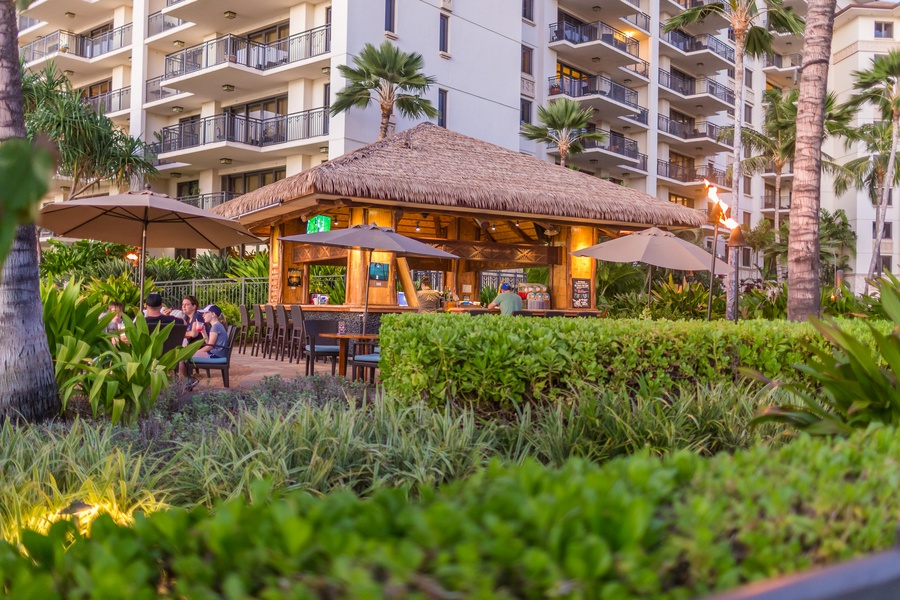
[416,277,442,313]
[181,295,206,341]
[193,305,228,359]
[487,283,523,315]
[143,292,180,328]
[101,301,125,333]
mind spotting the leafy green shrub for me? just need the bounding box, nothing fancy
[83,274,150,316]
[217,302,240,327]
[40,278,113,360]
[83,256,133,281]
[4,426,900,598]
[227,251,269,279]
[310,266,346,304]
[194,252,229,279]
[479,284,497,305]
[39,239,130,278]
[144,256,194,282]
[379,313,890,405]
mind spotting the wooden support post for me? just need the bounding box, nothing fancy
[396,257,419,308]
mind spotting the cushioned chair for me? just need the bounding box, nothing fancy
[190,325,238,388]
[348,339,380,383]
[159,322,188,357]
[303,320,339,376]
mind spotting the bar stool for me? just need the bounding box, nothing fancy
[251,304,266,357]
[274,304,292,361]
[262,304,278,358]
[287,305,306,364]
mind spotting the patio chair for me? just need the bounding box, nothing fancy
[251,304,266,357]
[287,304,306,364]
[159,322,188,357]
[190,325,238,388]
[348,338,380,383]
[262,304,278,359]
[237,304,254,354]
[274,304,292,361]
[303,320,339,376]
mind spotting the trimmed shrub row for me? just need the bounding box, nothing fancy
[3,426,899,598]
[379,314,890,405]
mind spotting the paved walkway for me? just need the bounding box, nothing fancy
[190,345,342,391]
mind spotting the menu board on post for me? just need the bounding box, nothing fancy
[571,278,591,309]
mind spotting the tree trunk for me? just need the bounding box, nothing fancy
[727,28,746,321]
[378,105,392,140]
[867,112,899,280]
[774,165,783,284]
[0,0,59,421]
[788,0,836,321]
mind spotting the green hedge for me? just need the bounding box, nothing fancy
[3,426,899,598]
[379,314,890,405]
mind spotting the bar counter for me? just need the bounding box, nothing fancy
[445,306,603,317]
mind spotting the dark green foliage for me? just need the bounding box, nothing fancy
[227,251,269,279]
[379,313,890,405]
[83,274,150,317]
[193,252,229,279]
[3,426,900,598]
[39,238,131,279]
[143,256,194,282]
[480,284,498,306]
[0,139,54,273]
[309,266,347,304]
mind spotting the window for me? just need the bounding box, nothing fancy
[523,0,534,21]
[669,193,694,208]
[224,167,286,194]
[743,175,752,195]
[875,21,893,39]
[438,89,448,128]
[744,102,753,123]
[873,221,893,239]
[439,13,450,53]
[742,247,751,268]
[882,255,893,275]
[228,95,288,120]
[556,62,587,81]
[86,79,110,98]
[520,98,532,124]
[176,180,200,198]
[744,67,753,89]
[385,0,396,33]
[743,212,751,229]
[521,46,533,75]
[247,22,290,44]
[726,67,735,78]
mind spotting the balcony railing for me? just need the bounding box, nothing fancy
[156,108,329,153]
[763,192,791,210]
[625,58,651,78]
[166,0,186,5]
[633,153,648,171]
[86,87,131,114]
[659,69,735,104]
[657,115,724,141]
[622,12,650,32]
[549,75,639,107]
[148,11,186,37]
[549,20,640,58]
[164,25,331,79]
[764,53,802,69]
[145,75,183,103]
[178,192,239,211]
[18,15,42,31]
[625,106,649,125]
[20,24,133,63]
[676,0,731,12]
[581,130,640,160]
[660,28,734,62]
[657,159,727,187]
[765,161,794,174]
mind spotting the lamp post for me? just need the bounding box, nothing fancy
[706,202,724,321]
[727,225,747,323]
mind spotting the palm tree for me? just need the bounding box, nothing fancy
[843,51,900,280]
[329,41,439,140]
[788,0,839,321]
[0,0,59,421]
[665,0,804,319]
[520,98,608,168]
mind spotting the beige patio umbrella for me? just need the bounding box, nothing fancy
[39,187,260,299]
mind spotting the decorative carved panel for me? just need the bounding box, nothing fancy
[292,245,349,263]
[433,240,560,266]
[521,76,535,99]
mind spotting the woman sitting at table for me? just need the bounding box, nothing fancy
[193,304,228,359]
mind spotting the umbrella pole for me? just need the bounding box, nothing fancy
[646,265,652,309]
[139,212,148,302]
[362,249,373,334]
[707,222,719,321]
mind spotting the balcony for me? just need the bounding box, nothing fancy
[549,20,642,69]
[144,75,203,116]
[86,87,130,120]
[553,0,646,22]
[162,26,331,97]
[146,11,196,51]
[178,192,239,211]
[20,25,132,78]
[657,115,729,154]
[21,0,124,34]
[17,14,47,42]
[155,108,330,169]
[763,53,801,88]
[658,69,735,113]
[549,129,642,172]
[659,28,734,71]
[657,159,729,189]
[762,160,794,179]
[549,75,649,130]
[767,20,802,55]
[621,12,650,34]
[162,0,314,39]
[662,0,731,35]
[763,192,791,210]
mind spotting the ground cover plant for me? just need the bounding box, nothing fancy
[1,425,898,598]
[0,377,783,543]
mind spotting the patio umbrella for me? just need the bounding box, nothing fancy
[280,223,458,333]
[39,187,260,299]
[572,227,733,307]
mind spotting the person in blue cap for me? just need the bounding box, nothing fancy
[487,282,523,315]
[194,304,228,359]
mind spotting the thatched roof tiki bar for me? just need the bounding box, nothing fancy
[212,123,705,320]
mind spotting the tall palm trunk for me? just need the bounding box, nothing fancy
[0,0,58,420]
[773,164,783,283]
[788,0,836,321]
[868,112,900,279]
[728,27,746,321]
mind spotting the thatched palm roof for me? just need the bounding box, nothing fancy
[211,122,705,228]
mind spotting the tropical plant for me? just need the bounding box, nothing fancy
[755,285,900,435]
[479,285,498,306]
[227,251,269,279]
[330,41,439,140]
[524,267,549,285]
[665,0,804,319]
[83,274,150,317]
[40,278,114,362]
[843,51,900,279]
[84,257,133,281]
[788,0,839,321]
[193,252,229,280]
[0,1,59,421]
[39,239,132,279]
[144,256,194,282]
[309,266,346,304]
[519,98,608,168]
[595,260,645,299]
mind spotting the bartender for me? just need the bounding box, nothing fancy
[487,283,523,315]
[416,277,442,313]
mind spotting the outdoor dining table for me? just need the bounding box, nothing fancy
[320,333,380,377]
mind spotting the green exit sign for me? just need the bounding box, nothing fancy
[307,215,332,233]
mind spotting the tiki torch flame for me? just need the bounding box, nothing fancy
[704,179,738,230]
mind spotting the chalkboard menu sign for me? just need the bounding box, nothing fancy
[572,278,591,308]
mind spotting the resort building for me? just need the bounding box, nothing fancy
[20,0,806,271]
